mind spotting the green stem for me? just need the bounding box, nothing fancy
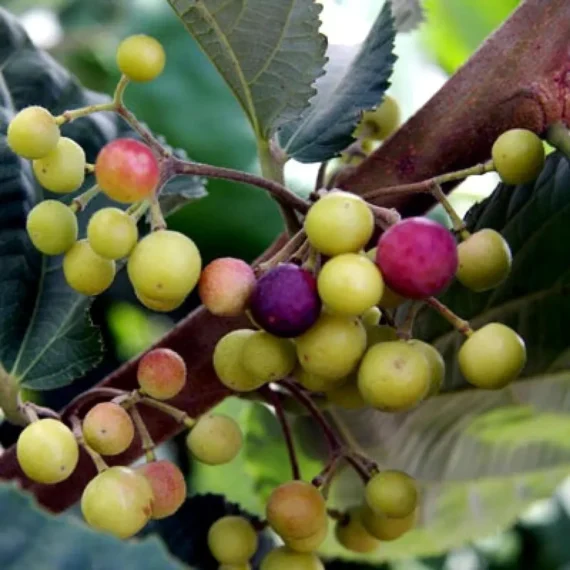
[149,197,166,231]
[55,102,115,125]
[139,396,196,428]
[426,297,473,337]
[127,200,151,222]
[431,184,470,240]
[546,122,570,160]
[70,184,100,213]
[113,74,130,106]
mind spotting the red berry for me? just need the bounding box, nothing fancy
[137,348,186,400]
[249,264,321,338]
[137,460,187,519]
[95,138,160,204]
[199,257,256,317]
[376,217,458,299]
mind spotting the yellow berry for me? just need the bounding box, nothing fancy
[87,207,139,260]
[7,106,60,159]
[32,137,85,193]
[63,239,116,295]
[117,35,166,82]
[26,200,77,255]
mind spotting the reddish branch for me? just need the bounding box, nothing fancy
[1,0,569,513]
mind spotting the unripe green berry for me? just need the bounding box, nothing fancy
[365,470,418,519]
[335,507,379,553]
[135,289,184,312]
[26,200,77,255]
[187,413,243,465]
[326,376,368,410]
[87,207,139,260]
[361,504,416,541]
[117,35,166,82]
[354,95,401,141]
[241,331,296,383]
[458,323,526,389]
[456,229,512,292]
[260,547,324,570]
[7,106,60,159]
[208,516,258,565]
[407,340,445,396]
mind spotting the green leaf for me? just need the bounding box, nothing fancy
[278,2,397,163]
[166,0,327,140]
[320,152,570,561]
[0,482,185,570]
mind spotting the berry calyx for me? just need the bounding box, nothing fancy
[32,137,86,193]
[81,466,154,539]
[199,257,256,317]
[127,230,202,302]
[365,470,418,519]
[213,329,266,392]
[407,340,445,396]
[376,217,458,299]
[95,138,159,204]
[296,314,367,380]
[354,95,401,141]
[492,129,545,185]
[317,254,384,316]
[266,481,327,540]
[357,341,430,411]
[116,35,166,82]
[304,191,374,256]
[82,402,135,456]
[26,200,77,255]
[335,507,379,553]
[361,504,416,541]
[137,348,187,400]
[7,106,60,159]
[16,418,79,484]
[241,331,296,383]
[63,239,116,296]
[208,515,258,565]
[186,413,243,465]
[260,547,324,570]
[137,460,187,519]
[456,229,512,292]
[458,323,526,389]
[249,264,321,338]
[87,207,139,260]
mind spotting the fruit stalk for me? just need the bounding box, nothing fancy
[426,297,473,337]
[70,416,108,473]
[430,184,470,240]
[128,405,156,462]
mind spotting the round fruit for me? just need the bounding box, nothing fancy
[81,466,154,539]
[26,200,77,255]
[365,470,418,519]
[63,239,116,296]
[116,35,166,82]
[260,547,324,570]
[304,191,374,256]
[335,508,379,554]
[361,306,381,327]
[295,366,347,393]
[357,341,430,411]
[366,324,399,348]
[326,376,368,410]
[137,348,187,400]
[266,481,327,540]
[137,460,187,519]
[32,137,85,193]
[16,418,79,484]
[7,105,60,159]
[354,95,401,141]
[458,323,526,389]
[408,340,445,396]
[87,207,139,260]
[208,515,258,565]
[213,329,266,392]
[284,520,328,553]
[376,217,458,299]
[492,129,545,185]
[241,331,296,383]
[199,257,256,316]
[361,504,416,541]
[249,264,321,338]
[296,314,367,380]
[95,138,159,203]
[82,402,134,456]
[135,289,184,312]
[318,254,384,316]
[186,413,243,465]
[127,230,202,301]
[456,229,512,292]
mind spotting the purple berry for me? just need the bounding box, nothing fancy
[375,217,458,299]
[249,263,321,338]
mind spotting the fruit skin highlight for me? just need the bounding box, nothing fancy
[376,217,458,299]
[249,263,321,338]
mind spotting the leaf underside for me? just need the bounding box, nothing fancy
[278,1,397,163]
[167,0,328,140]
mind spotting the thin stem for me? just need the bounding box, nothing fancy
[85,163,95,174]
[170,157,310,215]
[113,74,130,105]
[149,197,167,231]
[126,199,151,222]
[369,204,401,230]
[69,184,100,213]
[397,301,423,340]
[71,416,108,473]
[426,297,473,336]
[55,102,115,125]
[115,105,168,157]
[315,161,328,191]
[362,160,495,201]
[262,386,300,480]
[138,396,196,428]
[130,405,156,462]
[257,229,306,272]
[431,184,470,240]
[546,121,570,160]
[312,453,342,488]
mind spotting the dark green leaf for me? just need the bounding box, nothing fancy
[166,0,327,140]
[278,2,397,163]
[0,482,185,570]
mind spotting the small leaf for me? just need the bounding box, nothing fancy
[278,2,397,163]
[0,482,185,570]
[167,0,327,140]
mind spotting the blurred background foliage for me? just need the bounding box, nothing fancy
[7,0,570,568]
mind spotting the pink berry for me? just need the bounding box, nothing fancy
[95,138,160,204]
[249,263,321,338]
[376,217,458,299]
[137,348,187,400]
[199,257,256,317]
